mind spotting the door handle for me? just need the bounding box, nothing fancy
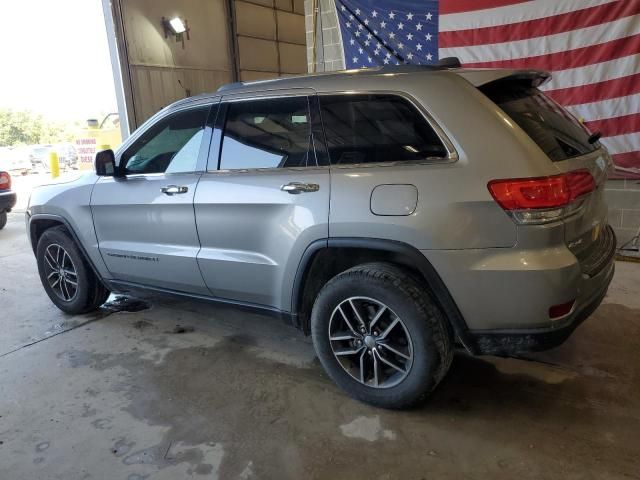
[281,182,320,194]
[161,185,189,195]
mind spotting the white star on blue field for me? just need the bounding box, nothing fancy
[335,0,439,68]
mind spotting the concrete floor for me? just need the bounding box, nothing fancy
[1,211,639,480]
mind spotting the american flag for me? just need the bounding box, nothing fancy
[335,0,640,178]
[336,0,439,67]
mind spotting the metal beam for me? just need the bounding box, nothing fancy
[101,0,134,137]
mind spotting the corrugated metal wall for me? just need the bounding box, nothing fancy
[234,0,307,81]
[112,0,306,129]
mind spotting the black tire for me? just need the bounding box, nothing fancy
[311,262,453,409]
[36,226,110,314]
[0,212,6,230]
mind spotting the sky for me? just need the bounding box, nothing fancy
[0,0,118,121]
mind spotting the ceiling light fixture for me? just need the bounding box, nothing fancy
[162,16,190,48]
[169,17,186,34]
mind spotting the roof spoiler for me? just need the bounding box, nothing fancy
[503,70,551,87]
[436,57,461,69]
[457,69,552,88]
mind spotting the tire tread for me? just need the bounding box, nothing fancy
[312,262,453,408]
[37,226,109,314]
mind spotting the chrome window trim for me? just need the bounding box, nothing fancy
[316,90,459,169]
[112,171,202,180]
[220,87,317,103]
[202,165,330,176]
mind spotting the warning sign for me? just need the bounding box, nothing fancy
[75,137,97,168]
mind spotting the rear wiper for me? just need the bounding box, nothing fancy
[588,131,602,144]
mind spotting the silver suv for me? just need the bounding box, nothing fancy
[27,65,616,408]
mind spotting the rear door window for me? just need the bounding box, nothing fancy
[319,94,448,165]
[481,82,597,162]
[218,96,313,170]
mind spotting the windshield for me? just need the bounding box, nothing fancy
[481,82,597,162]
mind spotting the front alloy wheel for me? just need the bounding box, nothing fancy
[43,243,79,302]
[36,226,110,314]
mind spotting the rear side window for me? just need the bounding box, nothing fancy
[481,83,597,162]
[219,96,313,170]
[319,94,447,165]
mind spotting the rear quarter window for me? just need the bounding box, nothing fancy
[319,94,448,165]
[481,82,597,162]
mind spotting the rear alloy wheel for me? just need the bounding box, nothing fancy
[329,297,413,388]
[36,226,110,314]
[311,262,453,409]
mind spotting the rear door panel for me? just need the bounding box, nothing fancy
[194,167,329,308]
[194,91,330,311]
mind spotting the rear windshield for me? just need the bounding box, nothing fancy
[480,82,597,162]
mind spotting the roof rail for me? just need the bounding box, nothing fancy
[217,81,245,92]
[216,57,462,92]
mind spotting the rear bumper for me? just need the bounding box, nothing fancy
[469,260,614,355]
[423,226,617,355]
[0,190,17,212]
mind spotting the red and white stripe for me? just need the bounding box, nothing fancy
[439,0,640,177]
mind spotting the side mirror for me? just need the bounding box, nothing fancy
[95,149,117,176]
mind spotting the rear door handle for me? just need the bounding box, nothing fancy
[161,185,189,195]
[281,182,320,194]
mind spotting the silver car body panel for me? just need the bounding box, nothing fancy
[90,172,209,294]
[28,173,111,280]
[194,167,330,309]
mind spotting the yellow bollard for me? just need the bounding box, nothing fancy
[49,151,60,179]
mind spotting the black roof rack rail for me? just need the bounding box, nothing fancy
[216,57,462,92]
[377,57,462,73]
[217,81,245,92]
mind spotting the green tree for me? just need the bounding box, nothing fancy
[0,109,74,147]
[0,109,45,146]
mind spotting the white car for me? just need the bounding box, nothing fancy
[0,146,31,175]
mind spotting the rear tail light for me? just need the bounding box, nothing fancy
[0,171,11,190]
[488,170,595,224]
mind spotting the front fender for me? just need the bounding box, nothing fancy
[27,173,112,281]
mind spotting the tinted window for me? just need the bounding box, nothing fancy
[319,94,447,165]
[481,83,596,161]
[122,106,209,174]
[219,97,312,170]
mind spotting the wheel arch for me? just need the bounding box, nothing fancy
[29,215,66,253]
[291,238,476,353]
[29,213,107,288]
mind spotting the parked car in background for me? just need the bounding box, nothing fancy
[0,146,31,175]
[26,64,616,408]
[0,170,16,229]
[55,143,79,170]
[29,145,54,173]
